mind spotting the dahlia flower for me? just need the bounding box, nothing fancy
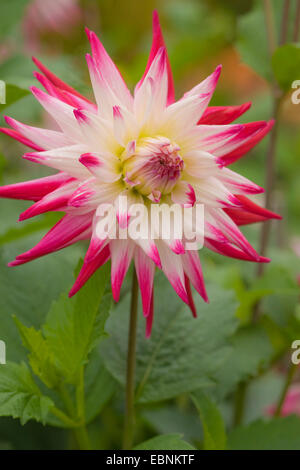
[0,11,280,336]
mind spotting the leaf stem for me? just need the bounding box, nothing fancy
[275,362,298,417]
[59,381,91,450]
[233,381,247,427]
[293,0,300,41]
[263,0,277,56]
[256,0,285,278]
[50,406,78,428]
[256,96,281,278]
[122,268,139,450]
[279,0,291,46]
[74,367,92,450]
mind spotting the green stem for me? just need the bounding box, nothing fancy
[275,362,298,417]
[279,0,291,46]
[75,367,91,450]
[59,380,91,450]
[122,268,139,450]
[293,0,300,41]
[50,406,78,428]
[233,382,247,427]
[263,0,276,56]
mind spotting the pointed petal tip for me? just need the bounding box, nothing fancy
[215,64,222,75]
[243,101,252,111]
[113,105,122,118]
[73,108,86,122]
[7,260,19,267]
[31,56,40,67]
[4,115,13,126]
[68,287,77,298]
[112,290,120,303]
[84,26,92,38]
[260,256,271,263]
[18,213,27,222]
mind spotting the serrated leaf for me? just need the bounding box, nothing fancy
[101,272,238,403]
[0,244,82,364]
[13,317,59,389]
[134,433,195,450]
[43,262,112,384]
[0,362,53,425]
[272,43,300,92]
[191,391,226,450]
[228,416,300,450]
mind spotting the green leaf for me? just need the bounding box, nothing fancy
[0,0,28,40]
[142,405,203,444]
[13,317,59,389]
[101,272,238,403]
[0,243,82,364]
[84,349,116,424]
[0,362,53,425]
[228,416,300,450]
[0,213,61,247]
[0,84,30,111]
[236,6,272,81]
[272,43,300,92]
[191,391,226,450]
[212,325,274,400]
[43,262,111,384]
[134,434,195,450]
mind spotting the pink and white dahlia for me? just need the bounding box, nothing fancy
[0,11,280,336]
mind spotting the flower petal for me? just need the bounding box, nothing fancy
[156,241,189,304]
[0,173,70,201]
[182,250,208,302]
[85,28,133,110]
[10,213,93,264]
[136,10,174,105]
[69,245,110,297]
[4,116,72,150]
[110,239,134,301]
[199,102,251,125]
[135,248,155,317]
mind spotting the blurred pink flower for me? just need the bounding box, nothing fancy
[0,11,281,336]
[23,0,82,52]
[266,384,300,417]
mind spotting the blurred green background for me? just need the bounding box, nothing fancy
[0,0,299,450]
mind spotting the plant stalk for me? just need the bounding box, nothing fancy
[279,0,291,45]
[122,268,139,450]
[275,362,298,417]
[293,0,300,41]
[74,367,91,450]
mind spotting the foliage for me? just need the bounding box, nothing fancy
[0,0,299,451]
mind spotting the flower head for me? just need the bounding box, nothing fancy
[0,11,281,336]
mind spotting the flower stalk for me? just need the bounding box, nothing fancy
[275,362,298,417]
[123,268,139,450]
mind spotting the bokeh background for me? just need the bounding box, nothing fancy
[0,0,299,450]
